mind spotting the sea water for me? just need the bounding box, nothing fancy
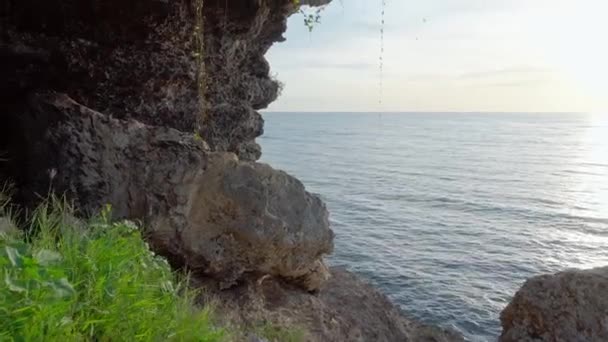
[259,112,608,341]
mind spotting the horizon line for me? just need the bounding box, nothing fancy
[262,110,593,114]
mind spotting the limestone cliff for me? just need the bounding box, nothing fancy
[1,0,315,162]
[0,0,461,341]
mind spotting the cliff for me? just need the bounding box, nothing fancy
[1,0,334,291]
[0,0,460,341]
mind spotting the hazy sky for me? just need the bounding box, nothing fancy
[266,0,608,112]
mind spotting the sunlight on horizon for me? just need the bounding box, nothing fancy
[579,114,608,213]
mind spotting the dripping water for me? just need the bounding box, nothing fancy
[379,0,386,109]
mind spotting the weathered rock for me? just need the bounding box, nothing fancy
[1,0,201,132]
[0,0,327,161]
[4,92,333,290]
[4,92,209,217]
[246,335,269,342]
[500,266,608,342]
[158,152,334,290]
[198,267,464,342]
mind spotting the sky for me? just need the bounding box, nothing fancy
[265,0,608,113]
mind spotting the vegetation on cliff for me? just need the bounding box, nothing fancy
[0,197,225,341]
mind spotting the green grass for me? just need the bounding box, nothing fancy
[0,199,226,341]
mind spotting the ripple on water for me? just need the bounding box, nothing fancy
[261,112,608,341]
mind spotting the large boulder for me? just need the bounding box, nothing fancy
[500,266,608,341]
[4,92,333,290]
[159,153,334,290]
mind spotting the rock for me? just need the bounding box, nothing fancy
[500,267,608,342]
[1,0,330,161]
[198,267,464,342]
[5,92,209,217]
[159,152,334,290]
[246,335,269,342]
[1,0,201,132]
[300,0,333,6]
[3,92,333,290]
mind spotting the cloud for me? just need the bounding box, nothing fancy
[267,0,605,112]
[473,79,554,88]
[456,67,554,80]
[303,61,375,70]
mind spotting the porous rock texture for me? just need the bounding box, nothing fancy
[500,266,608,342]
[198,267,464,342]
[2,91,333,291]
[1,0,325,162]
[1,0,335,289]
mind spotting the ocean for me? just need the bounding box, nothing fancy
[259,112,608,341]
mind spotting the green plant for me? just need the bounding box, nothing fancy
[255,322,305,342]
[292,0,327,32]
[0,197,226,341]
[300,8,323,32]
[194,131,204,142]
[0,184,10,213]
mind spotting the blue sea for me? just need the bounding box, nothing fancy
[259,112,608,341]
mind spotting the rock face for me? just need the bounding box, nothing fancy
[1,0,310,161]
[199,267,464,342]
[1,0,335,289]
[500,267,608,342]
[1,0,202,132]
[3,92,332,291]
[174,153,334,290]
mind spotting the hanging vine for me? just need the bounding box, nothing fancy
[194,0,207,130]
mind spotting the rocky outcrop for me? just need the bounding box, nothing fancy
[199,267,463,342]
[4,92,332,291]
[1,0,202,132]
[500,266,608,341]
[1,0,311,161]
[173,152,333,290]
[1,0,337,289]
